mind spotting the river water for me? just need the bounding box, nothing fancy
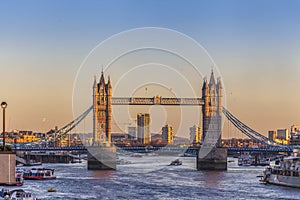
[9,156,300,200]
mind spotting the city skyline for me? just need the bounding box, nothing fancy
[1,1,300,139]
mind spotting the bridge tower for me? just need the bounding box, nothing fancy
[93,70,112,146]
[198,70,227,170]
[202,70,222,147]
[88,70,116,170]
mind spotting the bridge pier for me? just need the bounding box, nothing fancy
[197,147,227,170]
[0,152,16,185]
[87,146,116,170]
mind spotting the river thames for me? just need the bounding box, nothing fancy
[11,156,300,200]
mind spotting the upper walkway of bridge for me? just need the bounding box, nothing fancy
[112,96,204,105]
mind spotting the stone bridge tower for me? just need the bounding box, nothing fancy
[93,70,112,146]
[88,70,116,170]
[198,70,227,170]
[202,70,222,147]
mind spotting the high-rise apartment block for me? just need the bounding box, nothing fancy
[190,125,201,143]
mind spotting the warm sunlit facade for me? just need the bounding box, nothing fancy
[162,124,174,144]
[137,113,151,144]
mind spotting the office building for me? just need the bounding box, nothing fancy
[137,113,151,144]
[162,124,174,144]
[277,129,289,140]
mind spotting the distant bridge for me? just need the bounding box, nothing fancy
[11,105,297,154]
[14,146,293,153]
[14,146,87,152]
[227,147,292,153]
[14,71,296,152]
[11,80,297,153]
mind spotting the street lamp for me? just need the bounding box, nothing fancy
[1,102,7,151]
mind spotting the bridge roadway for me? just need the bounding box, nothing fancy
[14,146,293,153]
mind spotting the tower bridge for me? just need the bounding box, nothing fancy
[15,69,295,170]
[93,70,222,149]
[90,69,226,170]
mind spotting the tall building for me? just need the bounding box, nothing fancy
[93,70,112,146]
[190,125,201,143]
[277,129,288,140]
[137,113,151,144]
[162,124,174,144]
[268,130,276,140]
[202,70,222,147]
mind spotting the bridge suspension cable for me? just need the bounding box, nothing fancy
[222,107,287,148]
[42,105,93,144]
[19,106,93,147]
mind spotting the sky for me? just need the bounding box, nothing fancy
[0,0,300,138]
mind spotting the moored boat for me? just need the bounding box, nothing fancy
[23,161,42,166]
[0,170,23,186]
[182,152,197,157]
[255,158,270,166]
[15,172,23,186]
[238,152,253,166]
[23,168,56,180]
[261,148,300,188]
[130,153,143,158]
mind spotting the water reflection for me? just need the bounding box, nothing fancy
[91,170,115,180]
[201,171,226,188]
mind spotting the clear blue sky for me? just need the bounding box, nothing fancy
[0,0,300,137]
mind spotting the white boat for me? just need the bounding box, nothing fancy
[1,189,37,200]
[238,152,254,166]
[168,159,182,166]
[256,158,270,166]
[261,148,300,188]
[23,168,56,180]
[180,152,197,157]
[116,158,131,165]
